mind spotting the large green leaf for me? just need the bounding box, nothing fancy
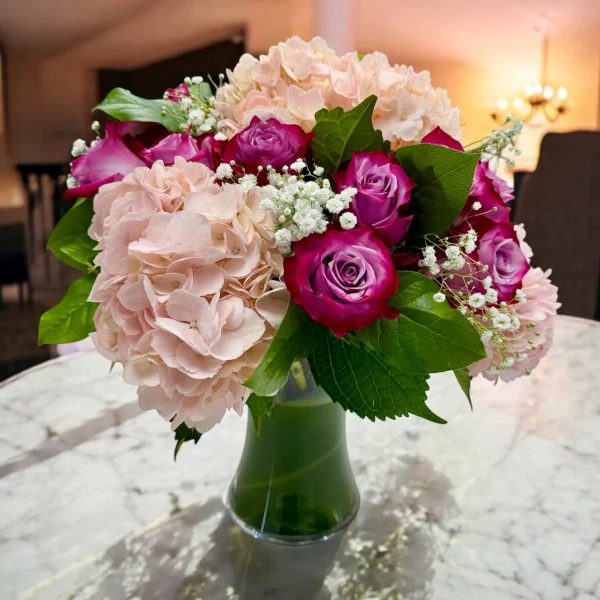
[311,95,389,173]
[173,423,202,461]
[47,197,97,271]
[356,272,485,373]
[95,88,186,132]
[247,393,274,435]
[395,144,479,236]
[244,302,329,397]
[38,274,98,345]
[308,335,445,424]
[454,367,473,411]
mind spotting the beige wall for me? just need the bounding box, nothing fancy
[4,0,303,166]
[4,7,599,167]
[7,57,97,164]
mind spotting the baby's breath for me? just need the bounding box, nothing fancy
[259,162,357,254]
[417,229,536,374]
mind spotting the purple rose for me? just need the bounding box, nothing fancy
[477,221,529,301]
[284,227,400,337]
[422,127,512,224]
[332,150,415,247]
[223,116,314,180]
[65,123,145,200]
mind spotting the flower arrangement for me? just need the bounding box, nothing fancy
[40,37,559,454]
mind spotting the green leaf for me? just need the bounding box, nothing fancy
[454,367,473,411]
[311,95,389,173]
[38,274,98,345]
[308,335,445,424]
[395,143,479,236]
[244,302,329,397]
[189,82,213,101]
[95,88,186,132]
[247,393,274,435]
[60,237,97,269]
[47,197,97,271]
[173,423,202,461]
[356,272,486,373]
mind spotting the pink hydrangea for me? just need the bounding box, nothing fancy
[215,37,460,149]
[469,267,560,383]
[88,158,285,432]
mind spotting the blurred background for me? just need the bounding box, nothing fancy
[0,0,598,381]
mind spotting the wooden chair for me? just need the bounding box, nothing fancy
[514,131,600,319]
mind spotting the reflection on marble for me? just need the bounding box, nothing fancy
[1,316,599,600]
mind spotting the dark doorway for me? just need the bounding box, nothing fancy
[97,35,245,102]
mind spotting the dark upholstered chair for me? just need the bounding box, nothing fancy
[0,223,30,304]
[514,131,600,319]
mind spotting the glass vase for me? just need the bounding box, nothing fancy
[227,361,360,545]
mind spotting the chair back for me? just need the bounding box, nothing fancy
[514,131,600,319]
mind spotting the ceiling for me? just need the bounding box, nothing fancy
[0,0,599,69]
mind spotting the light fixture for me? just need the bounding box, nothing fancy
[491,36,568,125]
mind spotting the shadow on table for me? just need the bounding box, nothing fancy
[59,455,458,600]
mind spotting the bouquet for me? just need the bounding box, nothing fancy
[40,37,559,455]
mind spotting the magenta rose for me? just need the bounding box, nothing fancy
[332,150,415,247]
[422,127,512,224]
[138,133,201,165]
[192,132,225,170]
[166,83,190,103]
[284,227,400,337]
[65,123,146,200]
[66,125,224,200]
[223,116,314,179]
[477,221,529,301]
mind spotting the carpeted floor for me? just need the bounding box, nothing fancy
[0,292,52,381]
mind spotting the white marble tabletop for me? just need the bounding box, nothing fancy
[1,315,599,600]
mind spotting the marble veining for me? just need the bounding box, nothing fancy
[0,316,599,600]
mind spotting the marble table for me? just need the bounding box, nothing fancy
[1,315,599,600]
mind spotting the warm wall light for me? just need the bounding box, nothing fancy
[491,36,568,125]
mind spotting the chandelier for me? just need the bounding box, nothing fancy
[491,36,568,126]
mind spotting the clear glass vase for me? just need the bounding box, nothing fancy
[227,361,360,545]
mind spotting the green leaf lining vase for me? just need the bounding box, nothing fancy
[227,361,360,545]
